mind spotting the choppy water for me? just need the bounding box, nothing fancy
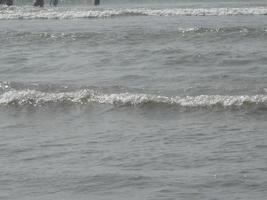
[1,1,267,200]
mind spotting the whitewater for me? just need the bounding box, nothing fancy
[1,6,267,19]
[1,88,267,111]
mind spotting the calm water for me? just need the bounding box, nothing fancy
[0,1,267,200]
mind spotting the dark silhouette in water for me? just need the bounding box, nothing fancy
[6,0,13,6]
[87,0,100,5]
[1,0,100,7]
[0,0,13,6]
[50,0,58,7]
[33,0,44,7]
[1,0,99,7]
[95,0,100,5]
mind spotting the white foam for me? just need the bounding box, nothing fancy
[0,6,267,19]
[0,89,91,105]
[0,89,266,111]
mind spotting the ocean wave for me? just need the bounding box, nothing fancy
[0,89,266,111]
[177,27,267,34]
[0,6,267,19]
[1,26,266,42]
[1,31,98,41]
[6,27,267,36]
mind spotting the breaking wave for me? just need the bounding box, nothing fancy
[1,26,266,40]
[0,89,266,111]
[177,27,267,34]
[0,6,267,19]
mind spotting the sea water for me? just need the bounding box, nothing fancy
[0,0,267,199]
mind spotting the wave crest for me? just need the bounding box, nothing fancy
[0,89,266,111]
[0,7,267,20]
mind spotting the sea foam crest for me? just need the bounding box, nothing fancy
[0,6,267,19]
[0,89,266,111]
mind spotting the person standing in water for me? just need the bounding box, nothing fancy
[33,0,59,7]
[33,0,44,7]
[0,0,13,6]
[85,0,100,6]
[50,0,58,7]
[6,0,13,6]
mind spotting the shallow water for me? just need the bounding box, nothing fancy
[0,1,267,200]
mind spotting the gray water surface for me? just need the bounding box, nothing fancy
[0,1,267,199]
